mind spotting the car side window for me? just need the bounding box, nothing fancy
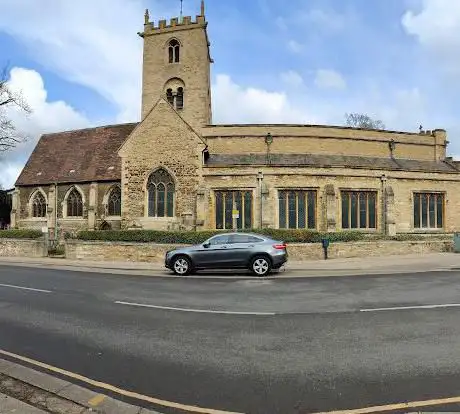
[229,234,251,244]
[208,235,230,246]
[229,235,264,244]
[248,236,264,242]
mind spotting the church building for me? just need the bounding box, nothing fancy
[12,1,460,238]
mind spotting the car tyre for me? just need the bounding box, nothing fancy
[172,255,192,276]
[250,255,271,277]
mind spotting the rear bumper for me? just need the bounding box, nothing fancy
[271,253,288,268]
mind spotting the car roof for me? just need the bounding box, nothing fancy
[211,232,269,239]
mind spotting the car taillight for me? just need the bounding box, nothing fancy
[273,243,287,250]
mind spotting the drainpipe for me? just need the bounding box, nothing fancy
[257,171,264,228]
[380,174,387,235]
[55,182,58,244]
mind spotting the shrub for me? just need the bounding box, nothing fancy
[0,229,43,239]
[74,229,367,244]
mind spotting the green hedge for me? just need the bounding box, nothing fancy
[0,229,43,239]
[74,229,366,244]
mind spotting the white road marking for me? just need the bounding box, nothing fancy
[360,303,460,312]
[0,283,52,293]
[115,301,275,316]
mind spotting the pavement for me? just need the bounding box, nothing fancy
[3,264,460,412]
[0,252,460,278]
[0,357,161,413]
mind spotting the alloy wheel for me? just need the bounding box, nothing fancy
[253,258,269,276]
[174,258,189,275]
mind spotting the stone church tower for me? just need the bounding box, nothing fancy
[118,2,211,231]
[139,0,212,129]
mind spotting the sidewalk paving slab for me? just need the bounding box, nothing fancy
[0,392,47,413]
[0,357,163,414]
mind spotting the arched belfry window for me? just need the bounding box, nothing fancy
[67,188,83,217]
[31,191,47,218]
[164,78,185,111]
[147,168,175,217]
[107,187,121,216]
[168,39,180,63]
[166,88,174,106]
[176,87,184,110]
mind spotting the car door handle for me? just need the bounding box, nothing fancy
[248,245,254,248]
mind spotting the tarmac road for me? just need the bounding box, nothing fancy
[1,265,460,413]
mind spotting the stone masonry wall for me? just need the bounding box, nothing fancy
[0,238,45,258]
[16,182,121,234]
[203,165,460,233]
[65,239,453,263]
[202,126,446,161]
[141,18,211,129]
[119,99,204,230]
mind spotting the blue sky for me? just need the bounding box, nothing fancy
[0,0,459,188]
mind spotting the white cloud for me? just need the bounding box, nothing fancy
[0,67,90,188]
[302,8,348,33]
[0,0,174,123]
[402,1,460,75]
[280,70,304,88]
[287,39,304,54]
[314,69,347,90]
[212,74,319,124]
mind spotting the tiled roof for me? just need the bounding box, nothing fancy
[15,123,138,186]
[206,153,460,173]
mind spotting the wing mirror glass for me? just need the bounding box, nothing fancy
[203,242,210,248]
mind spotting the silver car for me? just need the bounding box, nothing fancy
[165,232,288,276]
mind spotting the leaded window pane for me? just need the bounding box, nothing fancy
[341,191,376,229]
[166,183,174,217]
[147,168,175,218]
[307,191,316,229]
[298,192,306,229]
[224,192,233,230]
[67,189,83,217]
[288,191,296,229]
[244,191,252,229]
[157,183,165,217]
[215,192,224,229]
[214,190,253,230]
[350,192,358,229]
[108,187,121,216]
[279,191,287,228]
[414,193,420,228]
[342,192,349,229]
[429,194,436,228]
[368,193,376,229]
[413,192,444,229]
[32,192,46,218]
[421,194,428,228]
[436,195,443,228]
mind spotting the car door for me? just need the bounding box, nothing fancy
[193,235,232,268]
[226,234,255,267]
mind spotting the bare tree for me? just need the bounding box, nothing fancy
[0,65,31,151]
[345,113,385,130]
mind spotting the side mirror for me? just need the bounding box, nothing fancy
[203,242,210,248]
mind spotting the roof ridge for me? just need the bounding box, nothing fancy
[42,122,139,137]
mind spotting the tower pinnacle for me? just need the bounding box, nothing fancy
[144,9,150,24]
[201,0,205,16]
